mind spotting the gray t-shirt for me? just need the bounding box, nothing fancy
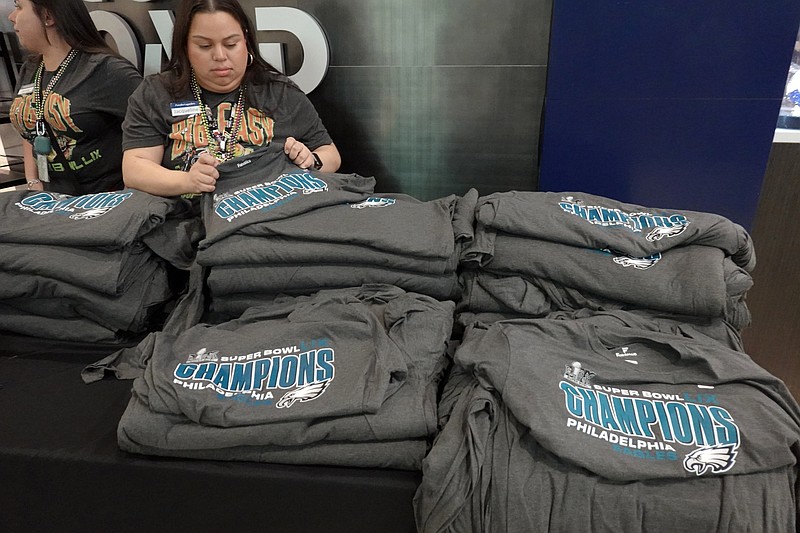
[198,144,375,248]
[415,371,798,533]
[484,233,733,317]
[10,51,142,195]
[128,286,453,424]
[122,72,333,171]
[454,318,800,481]
[471,190,756,271]
[0,189,191,248]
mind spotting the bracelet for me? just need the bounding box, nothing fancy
[311,152,323,170]
[26,179,41,189]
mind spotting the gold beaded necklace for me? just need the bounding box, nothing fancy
[190,70,246,162]
[32,48,77,156]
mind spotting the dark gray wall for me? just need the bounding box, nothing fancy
[742,142,800,400]
[83,0,552,201]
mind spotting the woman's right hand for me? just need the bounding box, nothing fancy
[125,146,215,197]
[186,151,220,193]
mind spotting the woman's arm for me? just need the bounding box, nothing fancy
[312,143,342,173]
[123,146,220,196]
[22,142,43,191]
[284,137,341,172]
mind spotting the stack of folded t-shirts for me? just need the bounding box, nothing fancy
[0,188,198,344]
[196,145,476,317]
[414,313,800,532]
[116,285,455,471]
[457,191,755,336]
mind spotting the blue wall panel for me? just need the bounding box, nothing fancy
[540,1,800,229]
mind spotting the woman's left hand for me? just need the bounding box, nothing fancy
[284,137,315,169]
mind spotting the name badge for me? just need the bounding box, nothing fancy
[18,84,34,95]
[170,100,202,117]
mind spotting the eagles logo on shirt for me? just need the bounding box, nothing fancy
[173,341,335,408]
[350,197,396,209]
[684,444,738,475]
[276,380,331,408]
[16,191,131,218]
[559,364,741,475]
[599,248,662,270]
[213,171,329,222]
[559,195,690,241]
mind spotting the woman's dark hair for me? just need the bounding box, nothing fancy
[29,0,115,55]
[165,0,292,99]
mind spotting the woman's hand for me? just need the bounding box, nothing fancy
[284,136,315,169]
[124,146,218,197]
[25,179,43,192]
[187,151,220,193]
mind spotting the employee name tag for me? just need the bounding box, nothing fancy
[18,84,34,95]
[170,100,202,117]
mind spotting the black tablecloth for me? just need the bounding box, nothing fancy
[0,349,420,533]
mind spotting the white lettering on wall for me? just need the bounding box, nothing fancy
[89,11,142,70]
[144,10,175,76]
[254,7,329,93]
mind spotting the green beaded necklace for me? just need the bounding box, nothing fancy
[32,49,77,156]
[190,70,246,162]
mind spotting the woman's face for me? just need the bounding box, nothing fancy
[8,0,48,54]
[187,11,249,93]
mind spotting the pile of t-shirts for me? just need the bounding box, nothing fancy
[413,191,800,531]
[0,188,198,344]
[116,285,455,470]
[458,191,755,334]
[195,145,475,318]
[415,313,800,532]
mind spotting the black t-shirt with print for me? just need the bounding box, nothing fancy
[10,51,142,195]
[122,71,333,172]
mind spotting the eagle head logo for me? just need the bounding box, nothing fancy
[683,444,737,476]
[646,224,688,242]
[612,253,661,270]
[276,380,331,409]
[68,207,112,220]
